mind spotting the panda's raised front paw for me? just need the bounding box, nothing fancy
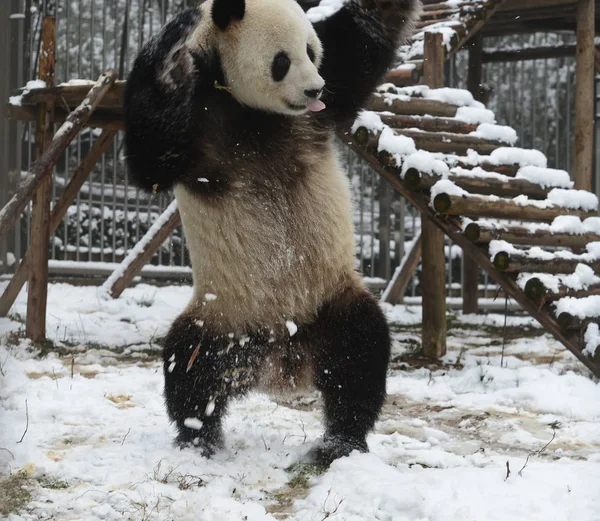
[158,43,195,92]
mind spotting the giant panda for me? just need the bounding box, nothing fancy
[124,0,420,465]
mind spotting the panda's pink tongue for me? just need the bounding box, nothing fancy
[307,99,326,112]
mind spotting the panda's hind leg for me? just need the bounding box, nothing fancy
[306,285,391,465]
[162,314,266,456]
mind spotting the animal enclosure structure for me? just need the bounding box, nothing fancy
[1,0,600,377]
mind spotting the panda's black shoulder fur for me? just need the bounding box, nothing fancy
[124,1,418,194]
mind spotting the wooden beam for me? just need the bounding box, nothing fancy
[404,168,549,199]
[369,95,459,117]
[377,115,478,134]
[422,31,447,360]
[482,43,583,63]
[381,232,422,304]
[5,103,125,131]
[104,202,181,298]
[0,69,118,241]
[26,16,55,343]
[493,251,600,274]
[463,31,483,315]
[433,193,597,221]
[464,222,600,248]
[574,0,595,191]
[524,276,600,305]
[0,129,116,317]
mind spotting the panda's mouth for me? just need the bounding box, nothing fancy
[285,99,326,113]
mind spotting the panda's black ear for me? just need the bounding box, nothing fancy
[212,0,245,30]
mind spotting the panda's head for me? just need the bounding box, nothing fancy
[207,0,326,116]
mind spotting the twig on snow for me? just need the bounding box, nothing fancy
[121,427,131,446]
[17,399,29,443]
[504,460,511,481]
[0,447,15,459]
[518,425,557,477]
[320,489,345,521]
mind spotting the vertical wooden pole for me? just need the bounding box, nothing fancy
[463,32,484,315]
[26,16,55,343]
[422,32,447,359]
[574,0,595,191]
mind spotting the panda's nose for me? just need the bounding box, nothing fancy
[304,88,322,99]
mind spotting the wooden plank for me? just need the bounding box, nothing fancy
[404,169,549,199]
[0,129,116,317]
[482,43,583,62]
[464,222,600,248]
[422,31,447,360]
[344,140,600,377]
[381,232,422,304]
[5,103,125,131]
[369,95,459,117]
[105,204,181,298]
[26,16,55,343]
[493,251,600,274]
[433,193,597,221]
[574,0,595,191]
[378,114,479,134]
[0,69,118,241]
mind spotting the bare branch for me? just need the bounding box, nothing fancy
[17,399,29,444]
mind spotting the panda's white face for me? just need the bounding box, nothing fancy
[210,0,326,116]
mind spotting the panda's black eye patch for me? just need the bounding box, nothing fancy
[271,52,291,82]
[307,45,315,63]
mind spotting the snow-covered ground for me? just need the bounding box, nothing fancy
[1,282,599,520]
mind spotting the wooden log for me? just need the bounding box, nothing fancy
[557,313,598,332]
[391,127,503,154]
[27,16,55,343]
[0,69,118,241]
[464,222,600,248]
[492,251,600,274]
[574,0,595,191]
[385,64,422,85]
[0,129,117,317]
[378,115,479,134]
[5,103,125,131]
[369,95,459,117]
[17,80,126,112]
[433,193,597,221]
[453,161,519,177]
[404,169,549,199]
[422,31,447,360]
[344,139,600,377]
[381,232,422,304]
[482,43,586,63]
[105,203,181,298]
[524,277,600,305]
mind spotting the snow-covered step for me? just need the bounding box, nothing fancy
[463,219,600,248]
[489,240,600,274]
[403,168,549,199]
[431,190,598,222]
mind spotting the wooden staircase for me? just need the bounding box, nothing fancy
[345,82,600,376]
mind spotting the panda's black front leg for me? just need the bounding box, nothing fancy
[162,314,267,455]
[304,286,391,465]
[124,7,206,194]
[313,0,421,129]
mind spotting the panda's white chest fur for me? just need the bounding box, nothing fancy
[174,143,357,334]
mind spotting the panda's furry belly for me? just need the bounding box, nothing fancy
[174,149,359,336]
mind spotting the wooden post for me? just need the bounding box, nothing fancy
[422,32,447,359]
[574,0,595,191]
[26,16,55,343]
[0,129,117,317]
[463,32,483,315]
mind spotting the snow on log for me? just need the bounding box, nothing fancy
[463,222,600,248]
[102,200,181,299]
